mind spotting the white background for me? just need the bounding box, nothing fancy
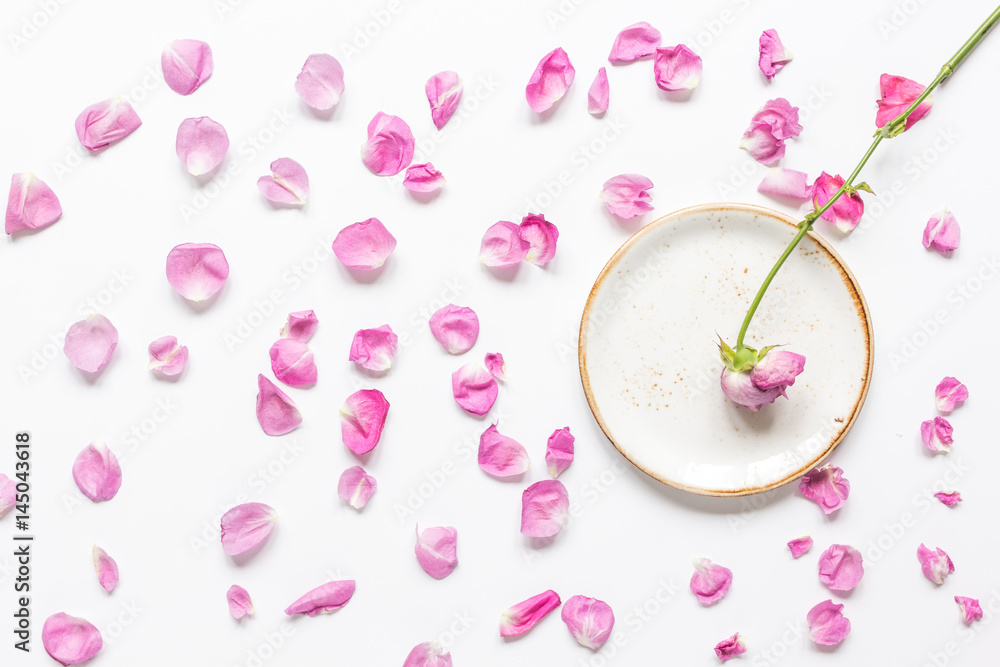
[2,0,999,665]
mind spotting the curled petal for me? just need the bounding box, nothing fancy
[166,243,229,301]
[403,163,445,193]
[176,116,228,176]
[955,596,983,624]
[280,310,318,342]
[545,427,574,478]
[361,112,414,176]
[609,22,661,63]
[0,474,15,517]
[337,466,377,510]
[922,208,961,254]
[752,98,803,140]
[295,53,345,110]
[6,173,62,234]
[588,67,609,115]
[404,642,453,667]
[478,425,530,477]
[75,98,141,150]
[256,374,302,436]
[220,502,277,556]
[520,213,559,266]
[148,335,188,376]
[429,304,479,354]
[807,600,850,646]
[799,465,850,514]
[817,544,864,591]
[690,558,733,606]
[758,168,812,200]
[739,122,785,166]
[600,174,654,219]
[92,545,119,593]
[227,585,254,620]
[479,221,529,268]
[284,580,356,615]
[526,47,575,113]
[426,71,463,130]
[484,352,506,381]
[812,172,864,233]
[934,491,963,507]
[758,29,793,79]
[42,613,103,666]
[349,325,398,372]
[917,544,954,585]
[714,633,748,662]
[340,389,390,455]
[257,158,309,206]
[787,536,813,558]
[64,314,118,373]
[500,590,561,637]
[72,440,122,502]
[653,44,702,91]
[876,74,933,131]
[561,595,614,650]
[520,480,569,537]
[453,364,498,415]
[332,217,397,269]
[921,416,953,453]
[415,525,458,579]
[935,377,968,413]
[269,338,317,386]
[161,39,213,95]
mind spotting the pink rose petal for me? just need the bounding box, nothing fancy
[653,44,702,91]
[148,335,188,376]
[429,304,480,354]
[600,174,654,219]
[935,377,968,413]
[758,29,793,79]
[934,491,963,507]
[500,590,562,637]
[337,465,377,510]
[922,208,961,254]
[284,580,356,616]
[739,121,787,165]
[227,584,254,620]
[280,310,318,342]
[807,600,851,646]
[75,98,141,150]
[415,525,458,579]
[269,338,317,386]
[545,427,574,478]
[64,314,118,373]
[478,425,530,478]
[453,363,498,416]
[332,217,397,270]
[349,325,398,372]
[799,465,850,514]
[294,53,345,110]
[520,480,569,538]
[757,168,812,200]
[175,116,229,176]
[812,172,865,233]
[403,163,445,193]
[561,595,614,650]
[161,39,213,95]
[609,22,661,63]
[257,158,309,206]
[588,67,609,115]
[714,633,748,662]
[404,641,453,667]
[72,441,122,503]
[526,47,575,113]
[918,544,954,585]
[876,74,933,132]
[955,596,983,624]
[788,536,813,558]
[340,389,390,455]
[817,544,864,591]
[520,213,559,266]
[255,374,302,436]
[92,545,119,593]
[479,221,530,268]
[220,502,277,556]
[165,242,229,301]
[739,98,802,166]
[690,558,733,606]
[361,112,414,176]
[5,173,62,234]
[921,416,953,453]
[485,352,506,381]
[0,474,15,517]
[426,71,463,130]
[42,613,103,666]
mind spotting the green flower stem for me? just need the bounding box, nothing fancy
[735,4,1000,350]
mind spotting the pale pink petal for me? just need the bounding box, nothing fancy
[690,558,732,606]
[545,427,574,478]
[561,595,614,650]
[751,98,803,140]
[588,67,609,115]
[42,613,102,666]
[148,335,188,376]
[758,168,812,200]
[485,352,506,381]
[337,465,377,510]
[161,39,213,95]
[75,98,142,150]
[600,174,654,219]
[0,474,15,517]
[921,416,953,453]
[817,544,864,591]
[798,465,850,514]
[608,22,661,63]
[415,525,458,579]
[284,580,356,616]
[349,325,398,372]
[812,172,865,233]
[64,314,118,373]
[361,112,414,176]
[478,425,530,477]
[257,158,309,206]
[520,480,569,537]
[917,544,954,585]
[340,389,390,455]
[227,585,254,620]
[332,218,397,269]
[922,208,961,254]
[955,596,983,624]
[72,440,122,502]
[268,338,317,386]
[425,71,463,130]
[714,633,748,662]
[500,590,562,637]
[876,74,933,131]
[934,491,963,507]
[935,377,969,413]
[788,536,813,558]
[653,44,702,91]
[429,304,479,354]
[403,163,445,193]
[280,310,318,342]
[5,173,62,234]
[175,116,228,176]
[452,363,498,415]
[220,502,277,556]
[758,29,793,79]
[255,374,302,436]
[165,242,229,301]
[294,53,345,110]
[526,47,576,113]
[92,545,119,593]
[520,213,559,266]
[807,600,851,645]
[739,122,785,165]
[404,642,453,667]
[479,221,529,268]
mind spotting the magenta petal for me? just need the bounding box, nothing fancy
[453,363,498,415]
[284,580,356,616]
[295,53,345,110]
[751,98,803,140]
[600,174,654,219]
[714,633,748,662]
[426,71,463,130]
[479,221,530,268]
[404,642,453,667]
[220,502,277,556]
[934,491,963,507]
[42,613,103,666]
[588,67,609,115]
[415,525,458,579]
[72,440,122,502]
[281,310,318,342]
[92,545,119,593]
[922,208,961,254]
[0,474,15,517]
[484,352,506,381]
[917,544,955,585]
[921,416,953,453]
[340,389,390,455]
[500,590,562,637]
[269,338,317,386]
[813,172,865,233]
[955,596,983,624]
[807,600,851,645]
[758,29,793,79]
[349,325,398,372]
[609,22,662,63]
[876,74,933,131]
[739,121,785,166]
[175,116,228,176]
[429,304,480,354]
[799,465,850,514]
[520,480,569,538]
[758,168,812,200]
[561,595,614,650]
[75,98,142,150]
[255,374,302,436]
[788,536,813,558]
[227,585,254,620]
[161,39,213,95]
[148,335,188,376]
[690,558,733,606]
[64,314,118,373]
[257,158,309,206]
[361,112,414,176]
[403,163,445,193]
[165,242,229,301]
[5,173,62,234]
[526,47,576,113]
[337,465,377,510]
[478,425,530,477]
[935,377,968,413]
[653,44,702,91]
[332,217,397,270]
[545,427,575,478]
[520,213,559,266]
[817,544,864,591]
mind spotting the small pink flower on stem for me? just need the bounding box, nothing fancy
[561,595,614,650]
[714,633,748,662]
[361,113,414,176]
[917,544,954,585]
[600,174,654,219]
[337,466,377,510]
[148,336,188,376]
[6,173,62,234]
[922,208,961,254]
[175,116,229,176]
[92,546,119,593]
[162,39,213,95]
[920,416,953,453]
[812,172,866,233]
[934,491,962,507]
[404,642,453,667]
[256,374,302,436]
[414,525,458,579]
[220,502,277,556]
[526,47,575,113]
[545,427,574,478]
[955,596,983,624]
[758,29,793,79]
[429,305,479,354]
[349,325,398,372]
[257,158,309,206]
[690,558,732,606]
[340,389,390,455]
[478,425,530,477]
[798,465,850,514]
[42,613,103,666]
[426,71,462,130]
[72,441,122,503]
[807,600,851,645]
[521,480,569,537]
[787,536,813,558]
[452,364,498,415]
[227,585,254,619]
[284,580,355,616]
[653,44,702,91]
[588,67,609,115]
[817,544,864,591]
[719,345,805,412]
[609,22,661,63]
[294,53,345,110]
[64,315,118,373]
[935,377,968,413]
[500,590,561,637]
[75,98,141,150]
[876,74,933,133]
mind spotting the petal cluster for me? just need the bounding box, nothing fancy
[720,350,805,411]
[739,98,802,165]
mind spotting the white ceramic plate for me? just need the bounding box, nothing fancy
[579,203,873,496]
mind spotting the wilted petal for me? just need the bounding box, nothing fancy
[148,335,188,376]
[426,71,463,130]
[404,642,453,667]
[561,595,614,650]
[161,39,213,95]
[403,163,445,193]
[295,53,345,110]
[479,221,529,268]
[955,596,983,624]
[349,325,398,372]
[807,600,851,645]
[429,304,479,354]
[788,536,813,558]
[361,112,414,176]
[415,525,458,579]
[922,208,961,254]
[280,310,318,342]
[526,47,575,113]
[653,44,702,91]
[220,502,277,556]
[935,377,968,413]
[257,158,309,206]
[920,416,953,453]
[876,74,932,131]
[917,544,954,585]
[42,613,102,666]
[714,633,748,662]
[478,425,530,477]
[72,440,122,503]
[799,465,850,514]
[256,374,302,436]
[520,213,559,266]
[75,98,141,150]
[588,67,609,115]
[690,558,732,606]
[268,338,316,386]
[332,217,397,269]
[284,580,356,615]
[600,174,654,219]
[0,474,15,517]
[758,29,793,79]
[485,352,506,381]
[812,172,864,233]
[609,22,661,63]
[337,466,377,509]
[500,590,561,637]
[340,389,390,455]
[175,116,228,175]
[934,491,963,507]
[64,315,118,373]
[92,545,119,593]
[166,242,229,301]
[752,98,802,139]
[545,427,574,478]
[520,480,569,537]
[453,364,498,415]
[817,544,864,591]
[227,585,254,620]
[758,168,812,200]
[5,173,62,234]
